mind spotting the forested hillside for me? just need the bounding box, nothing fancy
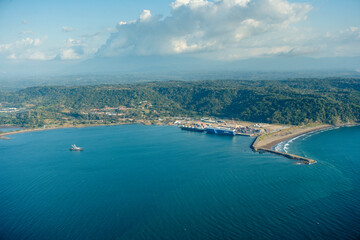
[1,78,359,127]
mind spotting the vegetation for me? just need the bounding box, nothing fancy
[1,78,359,128]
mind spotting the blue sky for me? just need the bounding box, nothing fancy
[0,0,359,75]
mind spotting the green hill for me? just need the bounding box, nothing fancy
[1,78,359,127]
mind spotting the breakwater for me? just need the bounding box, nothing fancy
[251,136,316,164]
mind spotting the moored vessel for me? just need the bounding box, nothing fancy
[205,127,236,136]
[179,124,206,132]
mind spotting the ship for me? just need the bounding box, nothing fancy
[179,124,206,132]
[205,127,236,136]
[69,144,84,151]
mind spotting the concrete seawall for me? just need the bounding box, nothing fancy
[250,136,316,164]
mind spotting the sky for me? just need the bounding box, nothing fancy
[0,0,359,76]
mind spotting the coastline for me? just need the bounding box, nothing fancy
[0,122,169,140]
[2,122,359,164]
[257,124,333,150]
[0,126,83,139]
[0,126,76,139]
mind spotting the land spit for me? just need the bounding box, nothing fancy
[251,124,334,164]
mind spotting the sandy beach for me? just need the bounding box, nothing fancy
[249,124,336,164]
[254,124,333,150]
[0,123,127,140]
[0,126,74,139]
[0,120,173,140]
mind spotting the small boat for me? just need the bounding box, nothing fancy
[69,144,83,151]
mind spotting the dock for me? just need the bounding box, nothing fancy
[251,136,316,164]
[176,118,268,136]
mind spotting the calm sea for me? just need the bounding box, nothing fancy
[0,125,359,240]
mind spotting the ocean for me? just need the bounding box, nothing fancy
[0,125,359,240]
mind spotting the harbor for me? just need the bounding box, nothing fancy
[176,118,330,164]
[0,117,341,164]
[176,118,273,136]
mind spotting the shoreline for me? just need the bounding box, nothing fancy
[0,122,155,139]
[2,122,359,165]
[0,126,84,139]
[251,123,359,164]
[259,125,333,150]
[0,119,180,139]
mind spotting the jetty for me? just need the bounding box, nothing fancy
[250,135,316,164]
[249,124,338,164]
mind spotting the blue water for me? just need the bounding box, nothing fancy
[0,125,359,240]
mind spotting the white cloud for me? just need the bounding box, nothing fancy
[0,35,89,61]
[98,0,313,59]
[66,38,80,45]
[107,27,117,33]
[0,37,55,61]
[7,53,17,60]
[224,0,251,7]
[0,43,11,52]
[62,26,75,32]
[1,0,359,64]
[262,25,360,58]
[170,0,211,9]
[56,37,85,60]
[349,26,359,33]
[27,51,51,60]
[5,50,54,61]
[0,37,42,53]
[140,10,152,22]
[60,48,81,60]
[18,37,41,47]
[20,30,34,35]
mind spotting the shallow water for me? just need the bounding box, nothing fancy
[0,125,359,239]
